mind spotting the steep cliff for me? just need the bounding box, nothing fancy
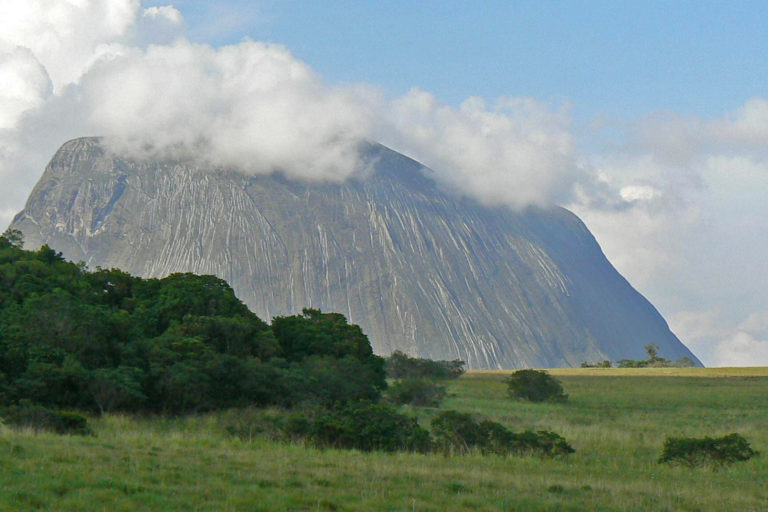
[11,137,700,368]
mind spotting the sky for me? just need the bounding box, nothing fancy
[2,0,768,366]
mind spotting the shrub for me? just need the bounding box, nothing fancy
[580,360,612,368]
[505,429,575,457]
[309,401,432,453]
[431,410,574,457]
[431,411,483,453]
[659,433,758,467]
[1,402,93,436]
[387,378,447,407]
[506,369,567,403]
[385,351,465,380]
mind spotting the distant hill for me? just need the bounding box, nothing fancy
[10,137,701,368]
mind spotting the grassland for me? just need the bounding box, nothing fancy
[1,368,767,511]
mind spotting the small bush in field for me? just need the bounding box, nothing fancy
[1,403,93,436]
[309,401,432,453]
[387,378,447,407]
[385,351,465,379]
[659,433,758,467]
[431,410,573,457]
[506,369,567,403]
[430,411,482,453]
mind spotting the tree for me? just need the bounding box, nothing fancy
[90,366,146,414]
[0,228,23,248]
[506,369,567,403]
[385,350,465,379]
[645,344,660,363]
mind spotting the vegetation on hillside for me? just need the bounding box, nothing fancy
[0,229,384,416]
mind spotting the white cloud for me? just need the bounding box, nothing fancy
[78,39,379,181]
[381,90,579,208]
[132,5,186,46]
[619,185,659,202]
[713,331,768,367]
[0,45,52,130]
[0,0,141,91]
[143,5,182,23]
[571,102,768,367]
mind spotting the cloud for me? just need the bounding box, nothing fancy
[0,0,141,92]
[570,102,768,367]
[0,0,586,230]
[381,90,579,207]
[632,97,768,164]
[0,45,52,130]
[79,39,378,181]
[713,331,768,367]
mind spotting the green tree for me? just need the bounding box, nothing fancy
[506,369,567,403]
[90,366,146,414]
[0,228,24,249]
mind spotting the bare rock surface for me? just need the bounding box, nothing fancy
[11,137,700,368]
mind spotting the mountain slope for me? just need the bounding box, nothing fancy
[10,137,700,368]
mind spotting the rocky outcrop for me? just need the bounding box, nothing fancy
[11,137,700,368]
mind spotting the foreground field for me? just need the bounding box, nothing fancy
[1,368,766,511]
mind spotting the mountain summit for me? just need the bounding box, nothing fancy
[10,137,700,368]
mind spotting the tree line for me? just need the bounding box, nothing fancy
[0,230,385,415]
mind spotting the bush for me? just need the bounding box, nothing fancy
[581,360,612,368]
[506,369,567,403]
[431,410,574,457]
[1,402,93,436]
[504,429,575,457]
[385,351,465,380]
[659,433,758,467]
[431,410,483,453]
[308,401,432,453]
[387,378,447,407]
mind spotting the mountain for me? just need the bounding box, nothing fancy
[10,137,700,368]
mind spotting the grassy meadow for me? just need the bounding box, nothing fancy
[1,367,767,511]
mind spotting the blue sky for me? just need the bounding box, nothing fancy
[2,0,768,365]
[167,0,768,122]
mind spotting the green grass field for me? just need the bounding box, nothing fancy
[2,368,767,511]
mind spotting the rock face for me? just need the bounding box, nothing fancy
[11,137,700,368]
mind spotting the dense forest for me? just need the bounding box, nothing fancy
[0,229,385,415]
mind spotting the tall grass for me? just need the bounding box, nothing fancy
[1,368,766,511]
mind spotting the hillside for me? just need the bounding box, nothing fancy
[10,137,700,368]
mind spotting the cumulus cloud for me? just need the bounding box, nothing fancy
[381,90,579,207]
[0,45,52,130]
[0,0,586,230]
[713,331,768,367]
[0,0,140,91]
[78,39,378,181]
[668,308,768,368]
